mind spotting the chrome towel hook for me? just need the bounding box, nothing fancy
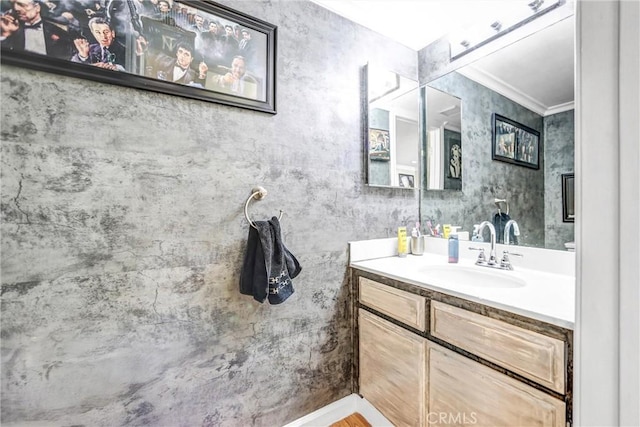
[244,186,283,229]
[494,198,509,215]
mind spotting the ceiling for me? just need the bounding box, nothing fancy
[311,0,575,116]
[310,0,510,51]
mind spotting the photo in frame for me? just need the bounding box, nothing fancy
[562,173,575,222]
[443,128,462,191]
[398,173,414,188]
[369,128,390,161]
[491,113,540,169]
[0,0,277,114]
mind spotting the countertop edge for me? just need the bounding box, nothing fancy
[350,261,575,330]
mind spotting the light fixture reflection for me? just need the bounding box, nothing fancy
[449,0,564,60]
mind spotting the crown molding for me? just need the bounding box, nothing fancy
[545,101,575,116]
[458,65,546,115]
[458,65,574,116]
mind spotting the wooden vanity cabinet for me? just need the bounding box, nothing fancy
[354,271,572,427]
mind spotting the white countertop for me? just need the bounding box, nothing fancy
[351,253,575,330]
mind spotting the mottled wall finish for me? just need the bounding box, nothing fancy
[419,37,470,84]
[421,72,545,247]
[544,110,575,250]
[0,1,419,426]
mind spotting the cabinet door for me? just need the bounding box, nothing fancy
[426,342,566,427]
[359,309,426,427]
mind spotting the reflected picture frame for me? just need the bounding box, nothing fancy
[562,173,575,222]
[368,128,390,161]
[0,0,277,114]
[398,173,414,188]
[491,113,540,169]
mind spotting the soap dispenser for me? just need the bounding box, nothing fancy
[471,224,484,242]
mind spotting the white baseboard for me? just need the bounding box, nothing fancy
[282,394,393,427]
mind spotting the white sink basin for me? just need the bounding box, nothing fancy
[420,265,526,288]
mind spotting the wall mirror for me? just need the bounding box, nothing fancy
[364,64,420,189]
[424,86,462,190]
[421,15,575,250]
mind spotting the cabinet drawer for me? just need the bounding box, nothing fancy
[359,277,426,331]
[427,341,566,427]
[430,301,565,394]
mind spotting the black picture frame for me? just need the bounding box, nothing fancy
[491,113,540,169]
[444,129,462,179]
[0,0,277,114]
[562,173,575,223]
[398,173,414,188]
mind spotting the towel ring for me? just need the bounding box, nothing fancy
[244,186,283,229]
[494,198,509,215]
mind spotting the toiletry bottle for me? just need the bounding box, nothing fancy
[448,234,459,263]
[443,224,451,239]
[397,227,408,257]
[410,226,425,256]
[471,224,484,242]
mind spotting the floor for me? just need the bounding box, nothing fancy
[282,394,392,427]
[330,412,371,427]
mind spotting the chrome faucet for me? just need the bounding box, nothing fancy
[504,220,520,245]
[476,220,497,265]
[470,221,524,270]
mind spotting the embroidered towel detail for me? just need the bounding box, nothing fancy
[240,216,301,304]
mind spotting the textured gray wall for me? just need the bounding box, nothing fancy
[421,72,545,247]
[0,1,419,425]
[544,110,575,250]
[419,37,470,84]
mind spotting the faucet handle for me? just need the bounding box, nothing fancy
[502,250,523,258]
[500,250,523,270]
[469,247,487,264]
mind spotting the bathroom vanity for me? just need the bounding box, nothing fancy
[350,239,574,427]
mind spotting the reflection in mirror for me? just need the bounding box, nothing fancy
[365,65,420,189]
[425,86,462,191]
[420,16,574,250]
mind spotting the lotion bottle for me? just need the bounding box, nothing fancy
[397,227,408,257]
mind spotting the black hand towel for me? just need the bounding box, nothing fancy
[493,212,518,244]
[240,216,301,304]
